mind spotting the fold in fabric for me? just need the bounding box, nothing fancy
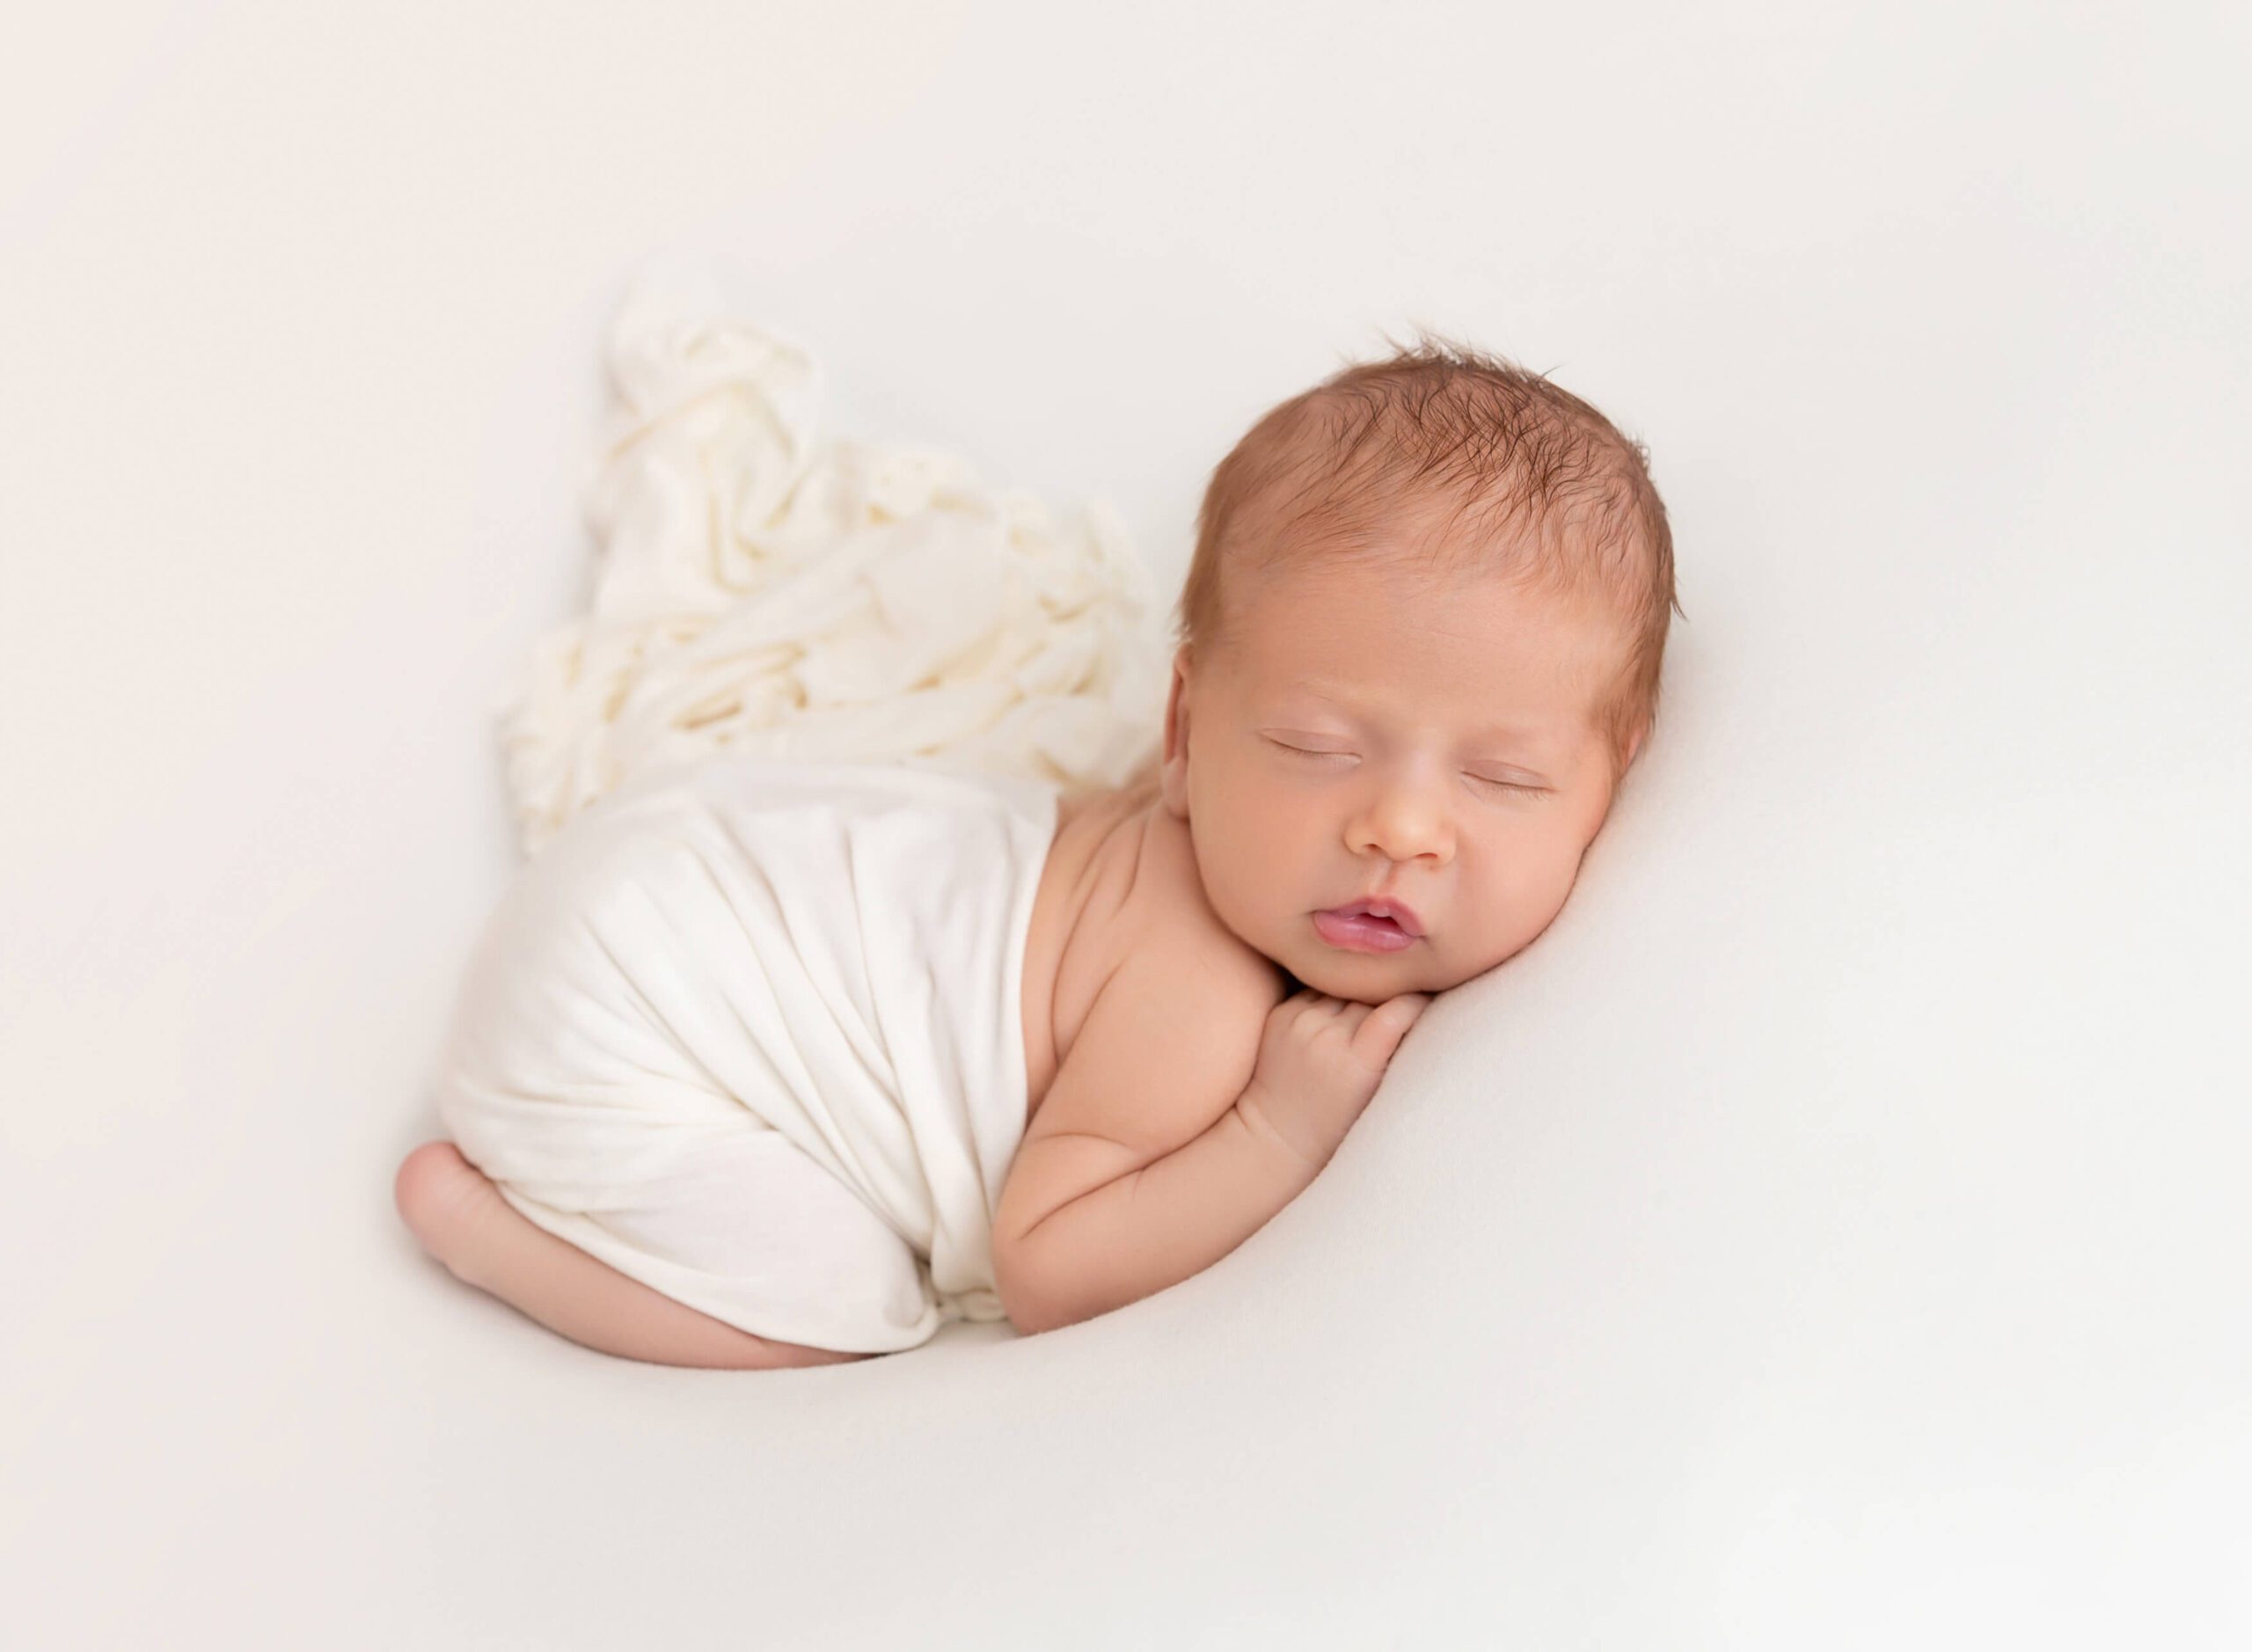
[492,266,1171,861]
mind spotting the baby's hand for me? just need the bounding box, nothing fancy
[1238,989,1433,1172]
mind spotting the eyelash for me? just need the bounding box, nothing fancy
[1267,741,1544,796]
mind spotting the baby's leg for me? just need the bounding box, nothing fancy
[394,1142,872,1370]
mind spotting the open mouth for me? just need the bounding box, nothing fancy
[1312,907,1418,954]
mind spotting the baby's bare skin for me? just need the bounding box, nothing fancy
[990,553,1644,1333]
[1018,764,1246,1130]
[1024,552,1641,1111]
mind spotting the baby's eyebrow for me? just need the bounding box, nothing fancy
[1283,682,1561,750]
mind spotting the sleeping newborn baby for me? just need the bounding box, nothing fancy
[396,335,1678,1368]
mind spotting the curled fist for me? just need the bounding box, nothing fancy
[1239,989,1433,1172]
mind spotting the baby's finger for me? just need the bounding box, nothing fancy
[1327,1000,1377,1044]
[1349,993,1432,1064]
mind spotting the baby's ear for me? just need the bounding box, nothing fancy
[1159,647,1194,819]
[1622,720,1647,771]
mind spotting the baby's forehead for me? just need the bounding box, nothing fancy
[1233,549,1611,637]
[1220,562,1626,698]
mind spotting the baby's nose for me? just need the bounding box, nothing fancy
[1349,789,1453,865]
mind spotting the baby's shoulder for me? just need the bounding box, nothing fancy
[1043,793,1282,1068]
[1100,802,1284,1018]
[1020,801,1286,1164]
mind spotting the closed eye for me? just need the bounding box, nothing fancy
[1268,739,1546,797]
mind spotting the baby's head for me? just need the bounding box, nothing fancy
[1158,333,1681,1000]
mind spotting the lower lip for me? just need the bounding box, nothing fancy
[1312,909,1418,954]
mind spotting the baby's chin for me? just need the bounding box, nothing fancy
[1273,933,1469,1003]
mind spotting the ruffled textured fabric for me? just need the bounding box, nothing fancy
[492,268,1171,861]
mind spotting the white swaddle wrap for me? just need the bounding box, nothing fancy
[431,752,1061,1353]
[427,267,1166,1350]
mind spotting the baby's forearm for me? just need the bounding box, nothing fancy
[1002,1095,1322,1334]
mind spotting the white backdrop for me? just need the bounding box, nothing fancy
[4,3,2246,1647]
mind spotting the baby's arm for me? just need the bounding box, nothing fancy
[991,931,1285,1334]
[992,926,1426,1334]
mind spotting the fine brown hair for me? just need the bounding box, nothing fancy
[1170,330,1684,780]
